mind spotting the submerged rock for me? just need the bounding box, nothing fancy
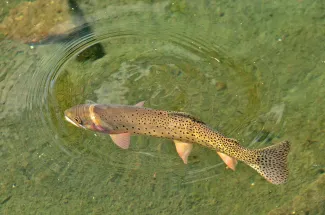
[0,0,106,61]
[0,0,75,43]
[215,81,227,91]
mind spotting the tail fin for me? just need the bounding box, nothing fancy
[247,141,290,185]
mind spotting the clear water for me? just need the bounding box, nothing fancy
[1,0,325,214]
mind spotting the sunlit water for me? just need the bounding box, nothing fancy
[1,1,325,215]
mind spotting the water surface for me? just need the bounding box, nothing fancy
[1,0,325,214]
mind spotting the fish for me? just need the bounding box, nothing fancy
[64,101,290,185]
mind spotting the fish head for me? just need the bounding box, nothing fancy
[64,104,110,132]
[64,104,94,130]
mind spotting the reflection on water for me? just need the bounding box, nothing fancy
[1,0,325,214]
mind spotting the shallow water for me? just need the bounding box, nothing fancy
[1,0,325,214]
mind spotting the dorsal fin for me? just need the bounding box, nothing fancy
[227,138,240,144]
[168,111,206,124]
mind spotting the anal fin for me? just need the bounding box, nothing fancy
[217,152,238,170]
[174,140,193,164]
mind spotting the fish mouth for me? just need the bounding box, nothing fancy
[64,115,86,129]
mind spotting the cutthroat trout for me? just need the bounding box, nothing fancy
[64,101,290,185]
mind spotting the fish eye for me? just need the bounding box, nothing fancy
[74,116,83,124]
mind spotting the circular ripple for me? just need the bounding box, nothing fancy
[23,21,285,184]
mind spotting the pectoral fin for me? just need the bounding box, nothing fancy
[110,133,131,149]
[174,140,193,164]
[217,152,238,170]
